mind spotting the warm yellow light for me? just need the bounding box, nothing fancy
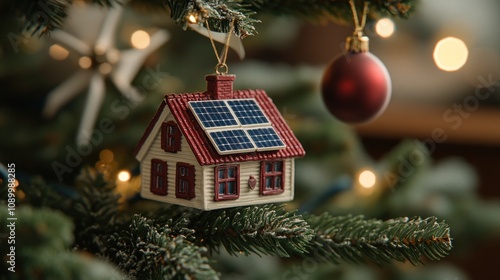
[78,56,92,69]
[433,37,468,71]
[130,30,150,49]
[49,44,69,60]
[358,170,376,189]
[99,62,112,75]
[375,18,395,38]
[117,170,131,182]
[188,14,198,24]
[99,149,114,163]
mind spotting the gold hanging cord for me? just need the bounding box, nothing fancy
[346,0,370,52]
[205,18,235,75]
[349,0,370,36]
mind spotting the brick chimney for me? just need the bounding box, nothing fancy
[206,74,236,100]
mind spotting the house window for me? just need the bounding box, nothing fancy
[151,159,167,195]
[176,162,195,200]
[214,165,240,201]
[161,121,181,153]
[260,161,284,195]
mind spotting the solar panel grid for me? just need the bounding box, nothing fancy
[247,127,285,150]
[227,99,270,126]
[208,129,255,154]
[189,100,238,129]
[189,99,286,154]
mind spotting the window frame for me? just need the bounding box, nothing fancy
[150,159,168,195]
[260,160,285,195]
[175,162,195,200]
[214,165,240,201]
[161,121,181,153]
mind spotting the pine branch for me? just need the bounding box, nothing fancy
[107,214,219,280]
[165,0,259,37]
[5,0,417,37]
[246,0,416,21]
[189,204,314,257]
[0,205,126,279]
[9,176,71,210]
[304,214,452,265]
[2,0,71,36]
[1,168,121,254]
[165,0,416,37]
[69,168,121,253]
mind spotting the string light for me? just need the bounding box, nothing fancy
[95,149,118,181]
[375,18,395,38]
[99,62,112,75]
[117,170,131,182]
[49,44,70,60]
[188,13,198,24]
[358,170,376,189]
[433,37,468,71]
[99,149,114,163]
[130,30,151,49]
[78,56,92,69]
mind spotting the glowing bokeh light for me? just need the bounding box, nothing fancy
[49,44,70,60]
[117,170,131,182]
[433,37,468,71]
[78,56,92,69]
[188,14,198,24]
[130,30,151,49]
[375,18,395,38]
[99,62,112,75]
[358,170,376,189]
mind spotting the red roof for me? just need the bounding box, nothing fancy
[134,76,305,166]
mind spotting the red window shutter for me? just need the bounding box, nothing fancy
[160,123,167,151]
[175,162,195,200]
[161,121,182,153]
[150,159,168,195]
[188,165,195,199]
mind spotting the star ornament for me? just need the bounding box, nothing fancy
[43,3,169,147]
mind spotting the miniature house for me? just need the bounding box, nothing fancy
[134,74,305,210]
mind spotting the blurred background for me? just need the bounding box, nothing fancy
[1,0,499,279]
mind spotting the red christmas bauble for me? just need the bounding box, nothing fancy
[321,51,391,123]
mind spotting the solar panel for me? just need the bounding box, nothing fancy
[208,129,255,154]
[246,127,286,151]
[189,101,238,129]
[188,99,286,155]
[226,99,270,126]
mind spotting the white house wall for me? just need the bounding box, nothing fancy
[140,113,206,209]
[202,158,295,210]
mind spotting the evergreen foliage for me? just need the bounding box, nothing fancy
[69,168,121,253]
[305,214,452,265]
[107,215,218,279]
[0,205,125,280]
[3,0,417,37]
[189,205,314,257]
[0,168,452,279]
[1,0,71,35]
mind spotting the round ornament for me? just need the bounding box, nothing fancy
[321,44,391,123]
[321,0,392,124]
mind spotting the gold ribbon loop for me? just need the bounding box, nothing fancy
[205,19,235,75]
[349,0,370,36]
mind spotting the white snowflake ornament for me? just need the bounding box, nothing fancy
[43,3,169,147]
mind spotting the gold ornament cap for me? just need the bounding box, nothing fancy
[346,34,369,53]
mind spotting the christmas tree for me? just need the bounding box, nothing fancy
[1,0,500,279]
